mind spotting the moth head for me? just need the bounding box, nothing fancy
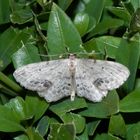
[68,54,76,60]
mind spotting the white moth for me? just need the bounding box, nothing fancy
[13,54,130,102]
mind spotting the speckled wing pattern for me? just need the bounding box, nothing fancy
[75,59,129,102]
[13,59,72,102]
[13,59,129,102]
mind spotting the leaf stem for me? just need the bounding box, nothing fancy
[0,72,22,92]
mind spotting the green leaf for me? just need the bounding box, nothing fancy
[61,113,85,134]
[48,123,76,140]
[58,0,73,11]
[0,72,22,93]
[87,119,101,136]
[0,105,25,132]
[88,18,124,38]
[116,38,140,92]
[79,90,119,118]
[84,0,105,24]
[74,12,89,36]
[0,83,18,97]
[10,0,33,24]
[0,28,30,71]
[14,134,29,140]
[94,133,121,140]
[10,8,33,24]
[0,0,10,24]
[36,116,49,137]
[77,126,88,140]
[25,95,49,123]
[49,98,87,117]
[134,78,140,89]
[5,96,49,123]
[32,131,44,140]
[47,3,83,56]
[5,97,26,120]
[130,8,140,33]
[0,93,9,104]
[126,122,140,140]
[84,38,98,53]
[96,36,121,59]
[84,36,121,59]
[108,114,126,138]
[86,16,96,33]
[107,7,131,25]
[12,43,41,69]
[26,127,44,140]
[130,0,140,11]
[119,88,140,112]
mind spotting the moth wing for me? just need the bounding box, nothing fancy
[13,59,71,102]
[75,59,129,102]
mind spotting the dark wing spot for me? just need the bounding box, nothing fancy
[67,83,71,86]
[93,78,110,87]
[105,80,109,83]
[62,86,69,90]
[77,84,79,87]
[43,80,52,88]
[93,78,104,86]
[83,71,86,74]
[30,81,40,85]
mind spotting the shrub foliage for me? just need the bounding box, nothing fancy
[0,0,140,139]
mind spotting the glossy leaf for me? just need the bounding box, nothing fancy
[126,122,140,140]
[108,114,126,138]
[116,38,140,92]
[0,28,30,70]
[130,8,140,33]
[84,0,105,24]
[5,96,49,123]
[26,128,44,140]
[10,8,33,24]
[96,36,121,59]
[86,16,96,33]
[134,78,140,89]
[48,123,75,140]
[119,88,140,112]
[130,0,140,11]
[0,72,22,93]
[12,43,41,69]
[122,1,134,15]
[0,105,25,132]
[79,90,119,118]
[88,18,124,38]
[36,116,49,137]
[47,3,83,56]
[84,36,121,59]
[77,126,88,140]
[58,0,73,11]
[87,119,101,136]
[49,98,87,117]
[14,134,29,140]
[61,113,85,134]
[107,7,131,25]
[25,95,49,123]
[0,0,10,24]
[0,0,140,138]
[5,97,26,120]
[10,0,33,24]
[94,133,121,140]
[74,12,89,36]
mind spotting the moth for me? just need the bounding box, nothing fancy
[13,54,130,102]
